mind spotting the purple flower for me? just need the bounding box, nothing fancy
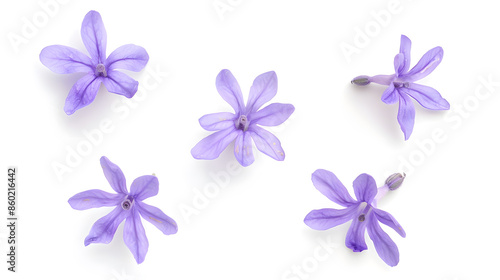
[351,35,449,140]
[68,156,177,264]
[191,69,295,167]
[304,170,406,266]
[40,10,149,115]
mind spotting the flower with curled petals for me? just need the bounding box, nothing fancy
[40,10,149,115]
[191,69,295,167]
[351,35,449,140]
[68,156,177,264]
[304,170,406,266]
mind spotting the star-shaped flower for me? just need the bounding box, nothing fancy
[304,170,406,266]
[191,69,295,167]
[40,10,149,115]
[351,35,449,140]
[68,156,177,264]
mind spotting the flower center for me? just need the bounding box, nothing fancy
[95,63,107,77]
[121,195,134,210]
[236,115,249,131]
[393,81,409,88]
[358,214,366,222]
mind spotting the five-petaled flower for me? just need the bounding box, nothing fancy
[40,10,149,115]
[351,35,450,140]
[68,156,177,264]
[304,170,406,266]
[191,69,295,167]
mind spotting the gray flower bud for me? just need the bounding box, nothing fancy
[385,173,406,191]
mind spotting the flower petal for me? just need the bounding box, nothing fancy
[402,83,450,110]
[40,45,93,74]
[345,213,368,252]
[100,156,128,195]
[247,126,285,161]
[216,69,244,113]
[394,53,405,77]
[381,83,398,104]
[137,201,178,235]
[246,71,278,113]
[84,206,129,246]
[367,215,400,266]
[68,189,122,210]
[64,73,102,115]
[310,169,357,207]
[304,206,358,230]
[102,70,138,98]
[397,93,415,141]
[352,173,377,204]
[404,46,443,82]
[106,44,149,72]
[372,208,406,237]
[123,208,149,264]
[199,112,236,131]
[130,175,159,201]
[234,131,254,167]
[191,127,239,160]
[251,103,295,126]
[81,10,107,64]
[399,35,411,74]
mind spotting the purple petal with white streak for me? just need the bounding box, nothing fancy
[191,127,238,160]
[81,10,107,64]
[123,208,149,264]
[64,73,101,115]
[40,45,93,74]
[68,189,122,210]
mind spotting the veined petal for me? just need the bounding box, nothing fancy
[106,44,149,72]
[367,214,400,266]
[81,10,107,64]
[247,126,285,161]
[246,71,278,113]
[191,127,238,160]
[404,46,443,82]
[137,201,178,235]
[251,103,294,126]
[199,112,236,131]
[304,206,358,230]
[68,189,122,210]
[100,156,128,195]
[402,83,450,110]
[399,35,411,74]
[130,175,159,201]
[352,173,377,204]
[394,53,405,77]
[234,131,254,167]
[102,70,138,98]
[397,93,415,141]
[381,83,398,104]
[345,213,368,252]
[123,208,149,264]
[216,69,244,113]
[64,73,101,115]
[310,169,357,207]
[84,206,129,246]
[40,45,93,74]
[372,208,406,237]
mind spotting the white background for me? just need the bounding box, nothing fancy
[1,0,499,279]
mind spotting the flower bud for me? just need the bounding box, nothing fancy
[351,75,371,86]
[385,173,405,191]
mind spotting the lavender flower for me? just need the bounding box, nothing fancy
[351,35,450,140]
[68,156,177,264]
[191,69,295,167]
[40,10,149,115]
[304,170,406,266]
